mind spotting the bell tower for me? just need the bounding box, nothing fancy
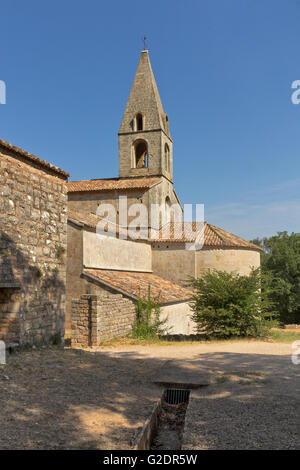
[118,50,173,182]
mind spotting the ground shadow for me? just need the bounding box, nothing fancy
[180,350,300,450]
[0,344,299,449]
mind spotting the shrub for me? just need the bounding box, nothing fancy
[187,268,276,338]
[132,286,170,340]
[51,333,62,345]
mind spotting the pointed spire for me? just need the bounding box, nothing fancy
[119,50,169,136]
[118,50,173,181]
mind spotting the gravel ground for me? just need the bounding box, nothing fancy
[0,346,162,449]
[178,344,300,450]
[98,340,300,450]
[0,340,299,449]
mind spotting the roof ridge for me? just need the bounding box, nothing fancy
[153,221,261,250]
[68,176,162,193]
[0,138,69,178]
[209,223,239,242]
[69,175,162,182]
[207,223,262,250]
[205,222,225,244]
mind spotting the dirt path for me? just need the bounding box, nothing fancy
[0,340,299,449]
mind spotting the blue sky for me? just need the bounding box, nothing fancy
[0,0,299,240]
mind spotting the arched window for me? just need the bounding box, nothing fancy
[135,113,143,131]
[162,113,169,134]
[132,140,148,168]
[164,196,172,226]
[165,144,170,172]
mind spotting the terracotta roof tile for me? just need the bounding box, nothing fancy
[0,138,69,178]
[68,176,161,193]
[150,222,261,251]
[68,209,101,229]
[68,209,128,237]
[84,269,192,304]
[68,210,260,252]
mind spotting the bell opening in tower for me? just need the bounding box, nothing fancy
[133,140,148,168]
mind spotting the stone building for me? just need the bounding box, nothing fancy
[67,49,261,342]
[67,209,194,340]
[0,50,261,347]
[0,139,68,345]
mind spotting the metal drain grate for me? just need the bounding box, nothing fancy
[164,388,190,405]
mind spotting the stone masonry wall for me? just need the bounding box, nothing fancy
[71,293,136,347]
[0,289,20,343]
[119,131,171,180]
[71,295,95,347]
[0,145,68,345]
[196,248,261,277]
[83,230,152,272]
[68,189,146,227]
[151,246,261,285]
[151,245,196,286]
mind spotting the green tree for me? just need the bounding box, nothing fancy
[187,269,275,338]
[258,232,300,324]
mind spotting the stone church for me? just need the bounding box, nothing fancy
[67,50,261,343]
[0,49,261,346]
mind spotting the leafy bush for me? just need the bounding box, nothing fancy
[51,333,62,345]
[252,232,300,324]
[132,286,170,340]
[187,268,276,338]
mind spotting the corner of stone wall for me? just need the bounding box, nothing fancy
[71,292,137,347]
[0,152,68,346]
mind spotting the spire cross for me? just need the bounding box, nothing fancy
[142,36,148,50]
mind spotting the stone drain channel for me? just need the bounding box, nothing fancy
[132,388,191,450]
[132,360,210,450]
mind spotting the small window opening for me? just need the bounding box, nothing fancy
[164,114,170,133]
[165,144,170,172]
[135,113,143,131]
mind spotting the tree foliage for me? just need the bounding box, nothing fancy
[187,269,276,338]
[252,232,300,324]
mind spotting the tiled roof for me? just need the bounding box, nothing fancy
[84,269,193,305]
[68,176,161,193]
[68,209,101,229]
[0,138,69,178]
[68,210,260,251]
[151,222,261,251]
[68,209,129,238]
